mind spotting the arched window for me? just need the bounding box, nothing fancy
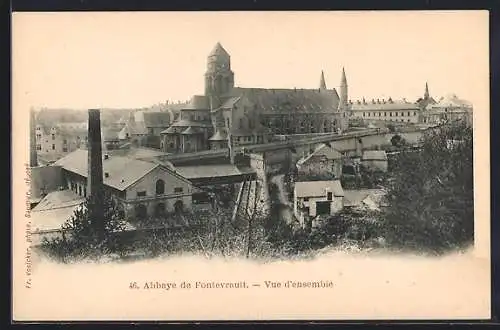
[156,179,165,195]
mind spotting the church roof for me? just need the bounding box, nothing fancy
[183,95,211,110]
[229,87,340,114]
[209,42,230,58]
[220,96,241,109]
[181,126,204,135]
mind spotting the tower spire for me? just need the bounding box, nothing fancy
[424,81,430,99]
[338,67,348,110]
[341,67,347,86]
[320,70,327,90]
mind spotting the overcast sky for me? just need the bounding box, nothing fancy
[12,11,488,110]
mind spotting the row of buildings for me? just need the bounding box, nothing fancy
[32,42,473,164]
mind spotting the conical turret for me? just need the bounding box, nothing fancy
[338,67,348,110]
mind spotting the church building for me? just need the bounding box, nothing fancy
[161,42,348,153]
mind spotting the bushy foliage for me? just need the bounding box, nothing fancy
[382,122,474,253]
[40,192,128,262]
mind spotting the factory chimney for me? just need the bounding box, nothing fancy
[87,109,105,236]
[87,109,104,197]
[29,108,38,167]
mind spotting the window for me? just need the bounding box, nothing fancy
[52,144,55,150]
[384,112,387,117]
[303,197,309,202]
[62,147,68,152]
[51,134,55,140]
[327,192,333,201]
[174,187,183,193]
[156,179,165,195]
[395,112,398,116]
[36,145,41,151]
[36,134,41,139]
[401,112,404,117]
[414,111,417,116]
[226,118,230,127]
[63,139,67,144]
[78,186,82,196]
[378,112,381,117]
[83,187,87,197]
[363,112,365,117]
[407,112,411,116]
[137,191,146,197]
[390,112,392,117]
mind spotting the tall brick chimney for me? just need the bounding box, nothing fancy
[87,109,104,197]
[29,108,38,167]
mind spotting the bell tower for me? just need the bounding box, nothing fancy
[204,42,235,106]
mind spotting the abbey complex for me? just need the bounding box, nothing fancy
[33,42,473,161]
[159,43,472,154]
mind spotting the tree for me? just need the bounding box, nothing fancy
[382,122,473,253]
[390,134,407,148]
[42,191,128,261]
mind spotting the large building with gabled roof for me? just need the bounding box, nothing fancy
[161,42,348,154]
[53,149,197,221]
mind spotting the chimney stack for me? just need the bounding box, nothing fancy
[29,108,38,167]
[87,109,104,198]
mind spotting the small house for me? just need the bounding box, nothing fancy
[294,180,344,230]
[296,143,343,180]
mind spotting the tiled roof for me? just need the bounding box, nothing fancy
[54,149,160,191]
[350,100,419,111]
[297,144,342,166]
[229,87,340,114]
[295,180,344,198]
[362,150,388,161]
[209,129,228,141]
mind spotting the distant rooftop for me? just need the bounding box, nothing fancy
[295,180,344,198]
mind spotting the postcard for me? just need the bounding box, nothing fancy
[12,10,490,321]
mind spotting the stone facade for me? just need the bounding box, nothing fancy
[161,42,348,154]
